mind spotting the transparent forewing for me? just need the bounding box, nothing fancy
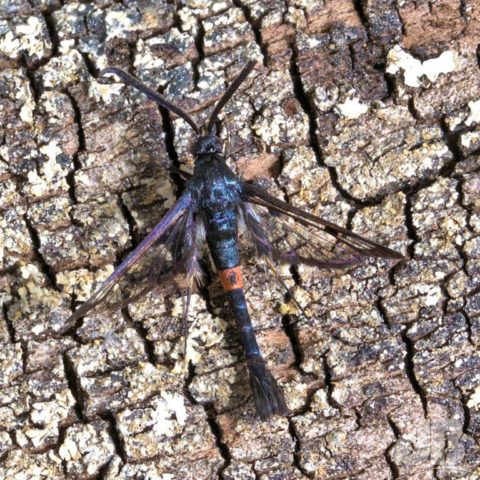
[241,181,403,269]
[68,191,197,321]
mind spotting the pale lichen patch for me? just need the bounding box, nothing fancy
[323,105,452,199]
[134,38,167,73]
[0,70,36,125]
[18,84,35,124]
[465,99,480,126]
[39,41,84,89]
[7,263,71,337]
[16,16,48,56]
[88,78,125,103]
[335,92,369,119]
[57,265,114,302]
[387,45,460,87]
[0,29,21,57]
[105,8,141,40]
[467,385,480,410]
[24,140,70,198]
[59,422,115,477]
[169,293,227,373]
[0,208,33,271]
[178,7,198,32]
[279,146,349,223]
[151,391,188,436]
[30,389,76,426]
[0,450,64,479]
[0,16,51,64]
[0,343,23,386]
[252,101,309,146]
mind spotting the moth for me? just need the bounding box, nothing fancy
[69,61,402,420]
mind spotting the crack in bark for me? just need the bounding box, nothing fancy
[351,0,370,37]
[101,411,128,464]
[233,0,269,66]
[291,382,324,419]
[2,302,16,343]
[322,353,341,410]
[19,339,28,375]
[62,352,85,421]
[394,3,407,37]
[205,406,231,479]
[181,343,233,477]
[64,90,85,206]
[42,10,60,58]
[281,314,306,375]
[183,363,231,478]
[116,192,139,251]
[459,0,470,31]
[375,297,393,330]
[403,194,420,260]
[288,419,315,478]
[400,326,429,417]
[23,62,42,105]
[455,384,472,438]
[80,51,99,78]
[23,215,59,290]
[385,415,401,479]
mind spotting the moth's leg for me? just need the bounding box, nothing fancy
[263,256,309,320]
[182,282,192,361]
[223,121,232,159]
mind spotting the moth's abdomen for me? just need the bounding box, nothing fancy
[205,207,240,271]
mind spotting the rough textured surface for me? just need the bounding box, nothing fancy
[0,0,479,478]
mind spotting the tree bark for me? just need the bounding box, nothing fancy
[0,0,479,478]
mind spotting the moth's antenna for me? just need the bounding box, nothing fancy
[207,61,256,134]
[100,67,200,134]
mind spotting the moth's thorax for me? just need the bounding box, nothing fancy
[191,153,242,271]
[190,153,241,212]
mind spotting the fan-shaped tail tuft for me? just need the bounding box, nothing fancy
[247,358,288,420]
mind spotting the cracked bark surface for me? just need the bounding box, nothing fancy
[1,0,479,478]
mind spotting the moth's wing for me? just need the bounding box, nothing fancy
[240,181,403,268]
[68,191,198,321]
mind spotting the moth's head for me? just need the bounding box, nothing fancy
[193,134,222,156]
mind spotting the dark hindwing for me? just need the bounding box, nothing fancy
[68,191,199,322]
[240,181,403,269]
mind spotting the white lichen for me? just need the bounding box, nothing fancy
[88,78,125,103]
[41,43,84,89]
[178,7,197,32]
[134,38,167,72]
[30,390,75,426]
[0,16,50,60]
[335,91,369,119]
[467,385,480,410]
[170,294,227,373]
[465,99,480,126]
[105,9,140,40]
[151,391,187,437]
[13,263,68,324]
[387,45,460,87]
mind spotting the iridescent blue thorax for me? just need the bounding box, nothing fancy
[190,152,242,209]
[188,151,242,270]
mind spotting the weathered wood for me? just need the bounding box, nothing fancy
[0,1,479,478]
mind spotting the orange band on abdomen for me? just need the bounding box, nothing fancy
[219,266,243,292]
